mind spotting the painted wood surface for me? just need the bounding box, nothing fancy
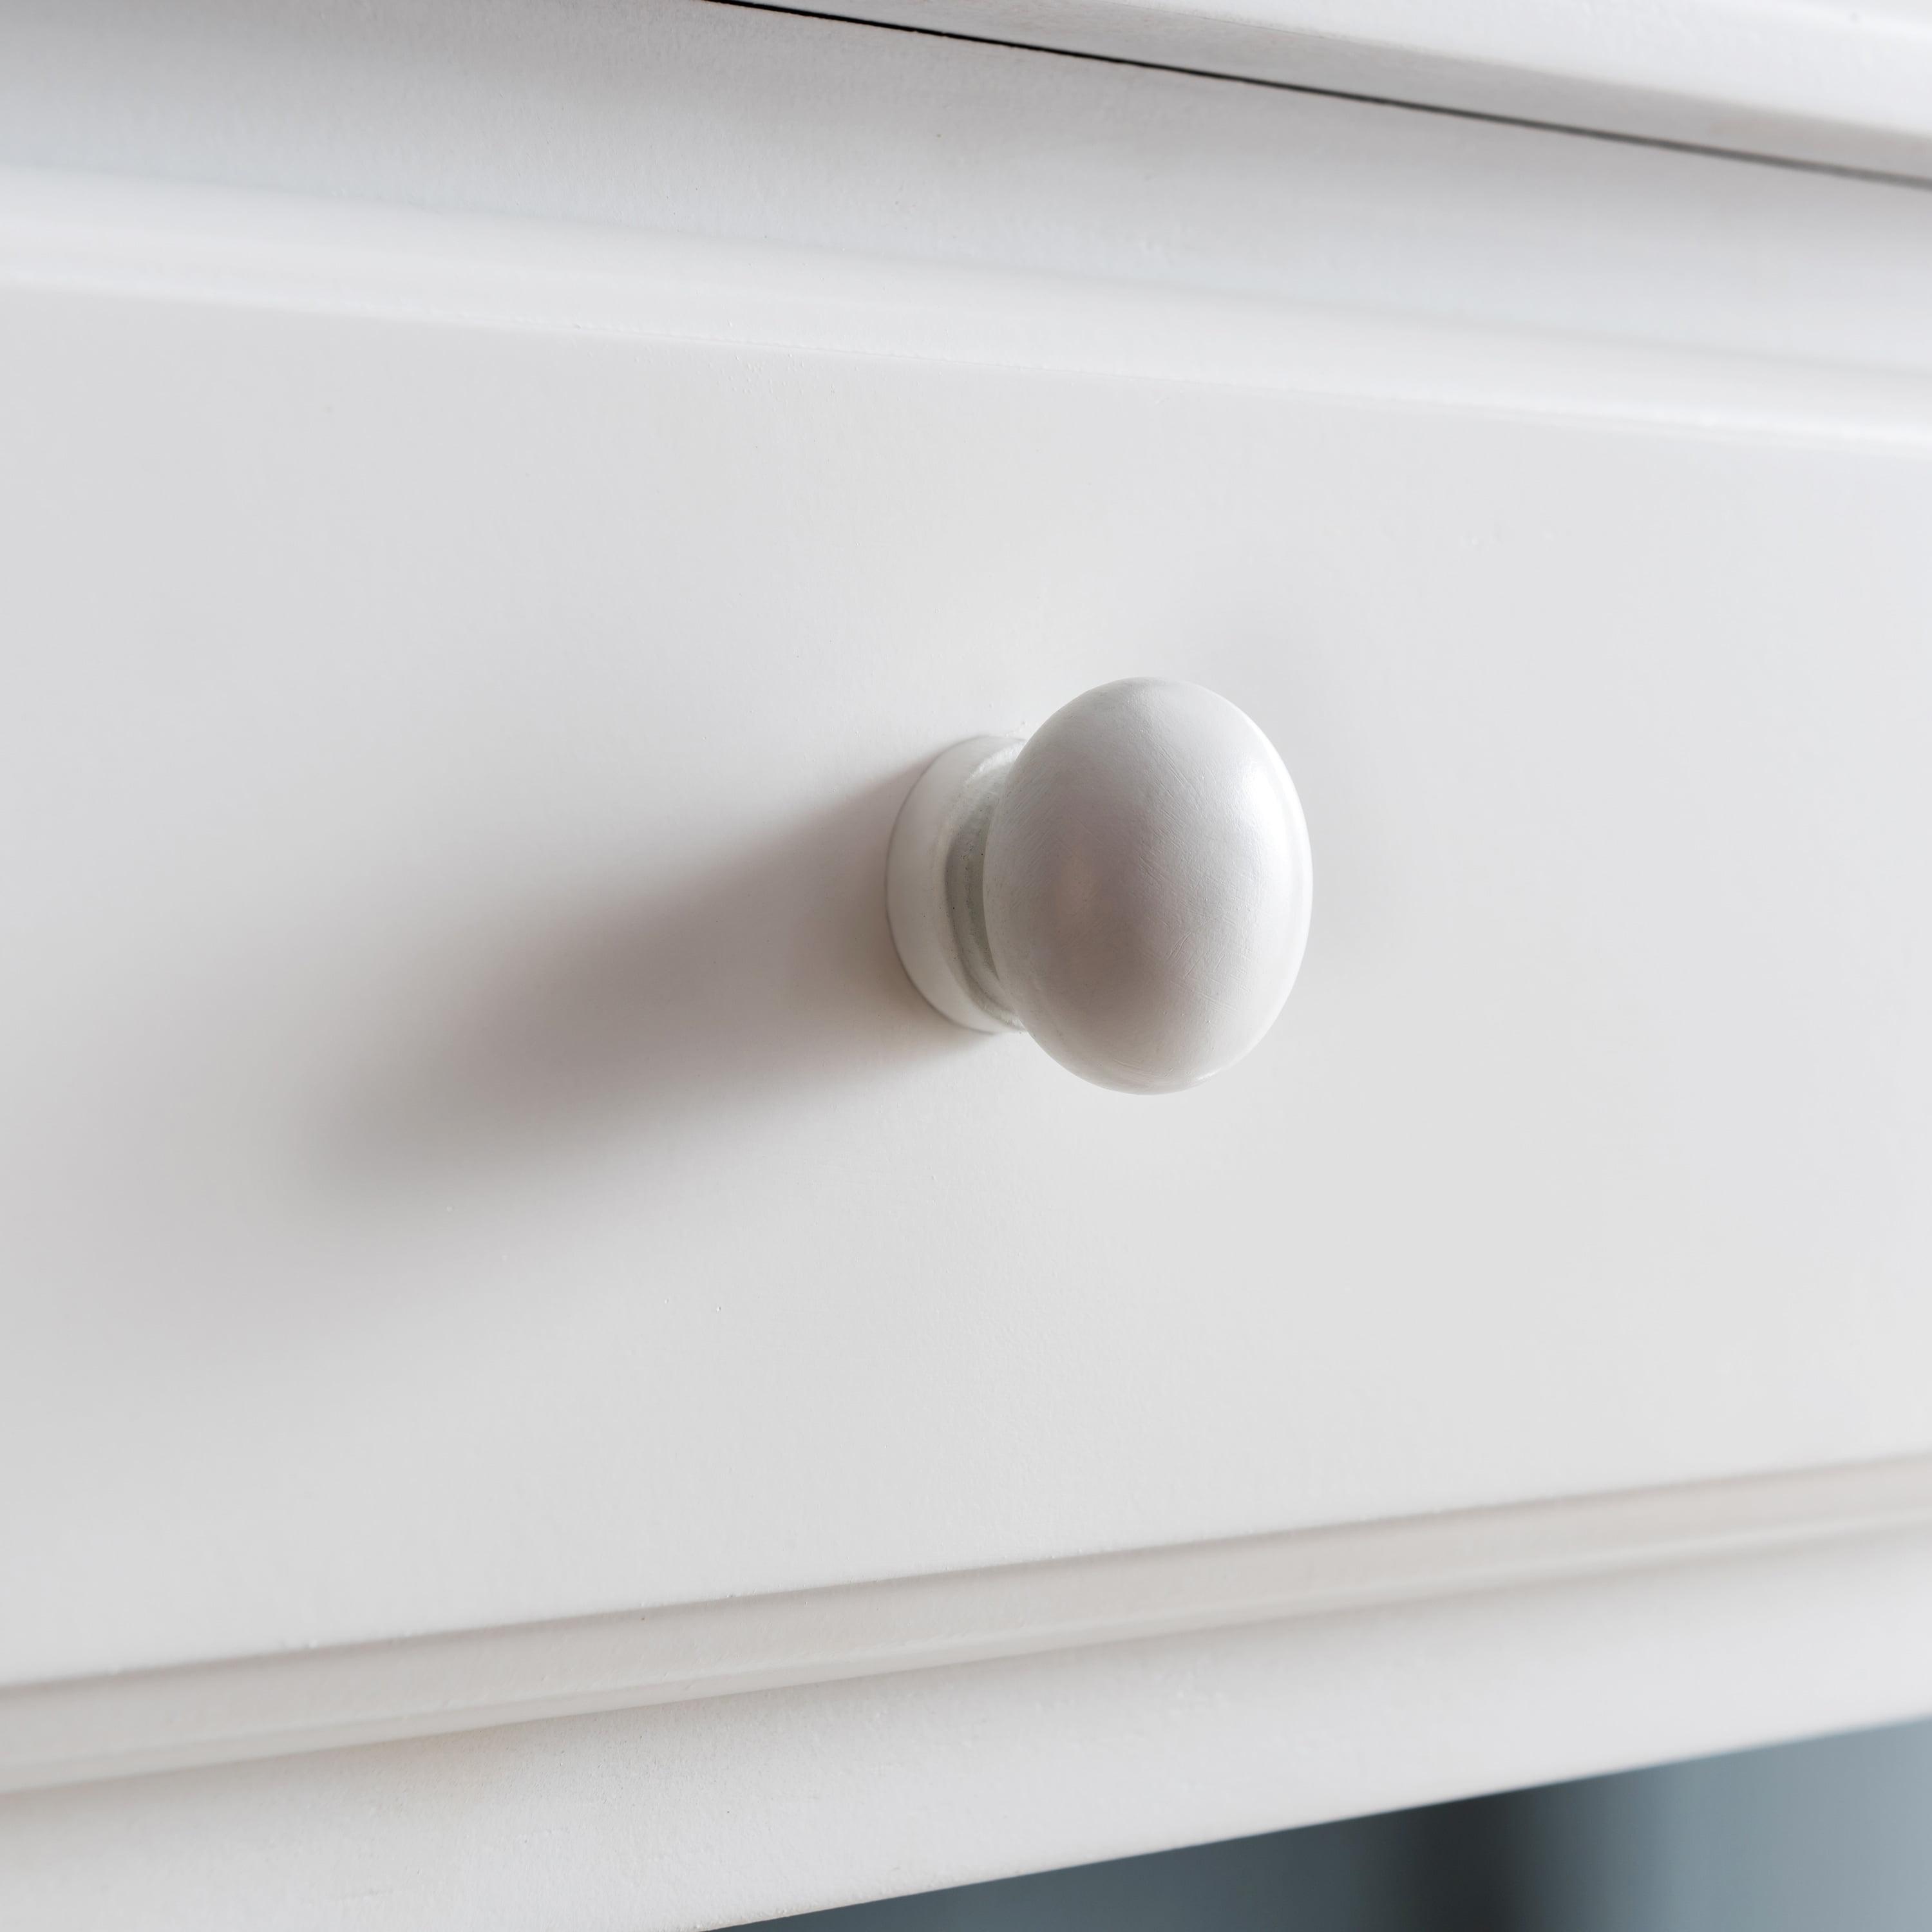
[8,149,1932,1687]
[6,5,1932,1922]
[8,1508,1932,1929]
[750,0,1932,180]
[7,1453,1932,1799]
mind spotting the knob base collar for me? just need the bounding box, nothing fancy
[886,736,1023,1034]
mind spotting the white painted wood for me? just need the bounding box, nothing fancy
[888,681,1312,1089]
[8,1,1932,383]
[9,166,1932,437]
[7,144,1932,1684]
[755,0,1932,180]
[6,1453,1932,1799]
[9,4,1932,1917]
[9,1519,1932,1931]
[11,0,1932,390]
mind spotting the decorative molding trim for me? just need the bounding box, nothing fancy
[8,1452,1932,1795]
[5,169,1932,458]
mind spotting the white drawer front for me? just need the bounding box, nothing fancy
[6,182,1932,1694]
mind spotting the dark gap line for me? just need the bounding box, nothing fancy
[704,0,1932,196]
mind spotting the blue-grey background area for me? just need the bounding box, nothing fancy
[748,1718,1932,1931]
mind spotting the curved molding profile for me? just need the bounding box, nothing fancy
[7,1452,1932,1797]
[750,0,1932,182]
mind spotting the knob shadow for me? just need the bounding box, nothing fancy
[323,766,968,1200]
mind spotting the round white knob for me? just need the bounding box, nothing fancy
[886,679,1312,1092]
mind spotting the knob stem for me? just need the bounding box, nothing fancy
[885,735,1023,1034]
